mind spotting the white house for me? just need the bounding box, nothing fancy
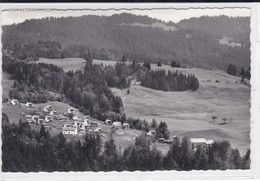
[147,130,156,137]
[25,102,33,108]
[105,119,112,125]
[26,115,39,123]
[83,115,90,121]
[44,115,53,122]
[49,110,58,116]
[72,121,81,128]
[62,127,78,135]
[63,124,71,128]
[67,108,75,114]
[112,121,122,128]
[72,116,79,121]
[190,138,214,151]
[43,105,53,112]
[122,123,130,129]
[10,99,19,106]
[94,128,101,132]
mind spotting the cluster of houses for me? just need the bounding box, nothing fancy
[8,99,131,136]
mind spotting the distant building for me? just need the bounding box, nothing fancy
[49,110,58,116]
[67,108,75,114]
[190,138,214,151]
[122,123,130,129]
[147,130,156,137]
[45,115,53,122]
[112,121,122,128]
[43,105,53,112]
[72,121,81,128]
[25,102,33,108]
[62,127,78,135]
[10,99,19,106]
[94,128,101,132]
[105,119,112,125]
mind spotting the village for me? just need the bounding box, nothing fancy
[6,98,215,152]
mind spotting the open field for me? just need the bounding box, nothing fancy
[110,63,250,155]
[37,57,86,72]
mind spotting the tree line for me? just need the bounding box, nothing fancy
[141,69,199,91]
[2,114,250,172]
[227,63,251,80]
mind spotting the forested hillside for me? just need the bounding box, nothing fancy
[2,13,250,70]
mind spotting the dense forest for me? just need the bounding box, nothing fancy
[2,13,250,70]
[141,70,199,91]
[2,114,250,172]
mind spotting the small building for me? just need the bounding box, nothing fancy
[45,116,53,122]
[190,138,214,151]
[72,116,79,121]
[10,99,19,106]
[94,128,101,133]
[63,124,71,128]
[26,115,39,123]
[43,105,53,112]
[25,102,33,108]
[147,130,156,137]
[83,115,90,121]
[62,127,78,135]
[72,121,81,128]
[112,121,122,129]
[122,123,130,129]
[67,108,75,114]
[49,110,58,116]
[105,119,112,125]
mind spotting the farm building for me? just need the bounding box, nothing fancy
[67,108,75,114]
[26,115,39,123]
[43,105,53,112]
[122,123,130,129]
[112,121,122,128]
[62,127,78,135]
[105,119,112,125]
[73,121,81,128]
[147,130,156,137]
[73,116,79,121]
[10,99,19,106]
[190,138,214,151]
[83,115,90,121]
[25,102,33,108]
[45,116,53,122]
[49,110,58,116]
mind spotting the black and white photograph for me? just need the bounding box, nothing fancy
[1,4,259,179]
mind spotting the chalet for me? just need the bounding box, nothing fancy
[67,108,75,114]
[147,130,156,137]
[62,127,78,135]
[43,105,53,112]
[45,116,53,122]
[10,99,19,106]
[25,102,33,108]
[73,116,79,121]
[190,138,214,151]
[72,121,81,128]
[94,128,101,132]
[83,115,90,121]
[105,119,112,125]
[63,123,71,128]
[49,110,58,116]
[122,123,130,129]
[26,115,39,123]
[37,119,45,125]
[112,121,122,129]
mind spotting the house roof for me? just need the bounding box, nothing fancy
[190,138,207,143]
